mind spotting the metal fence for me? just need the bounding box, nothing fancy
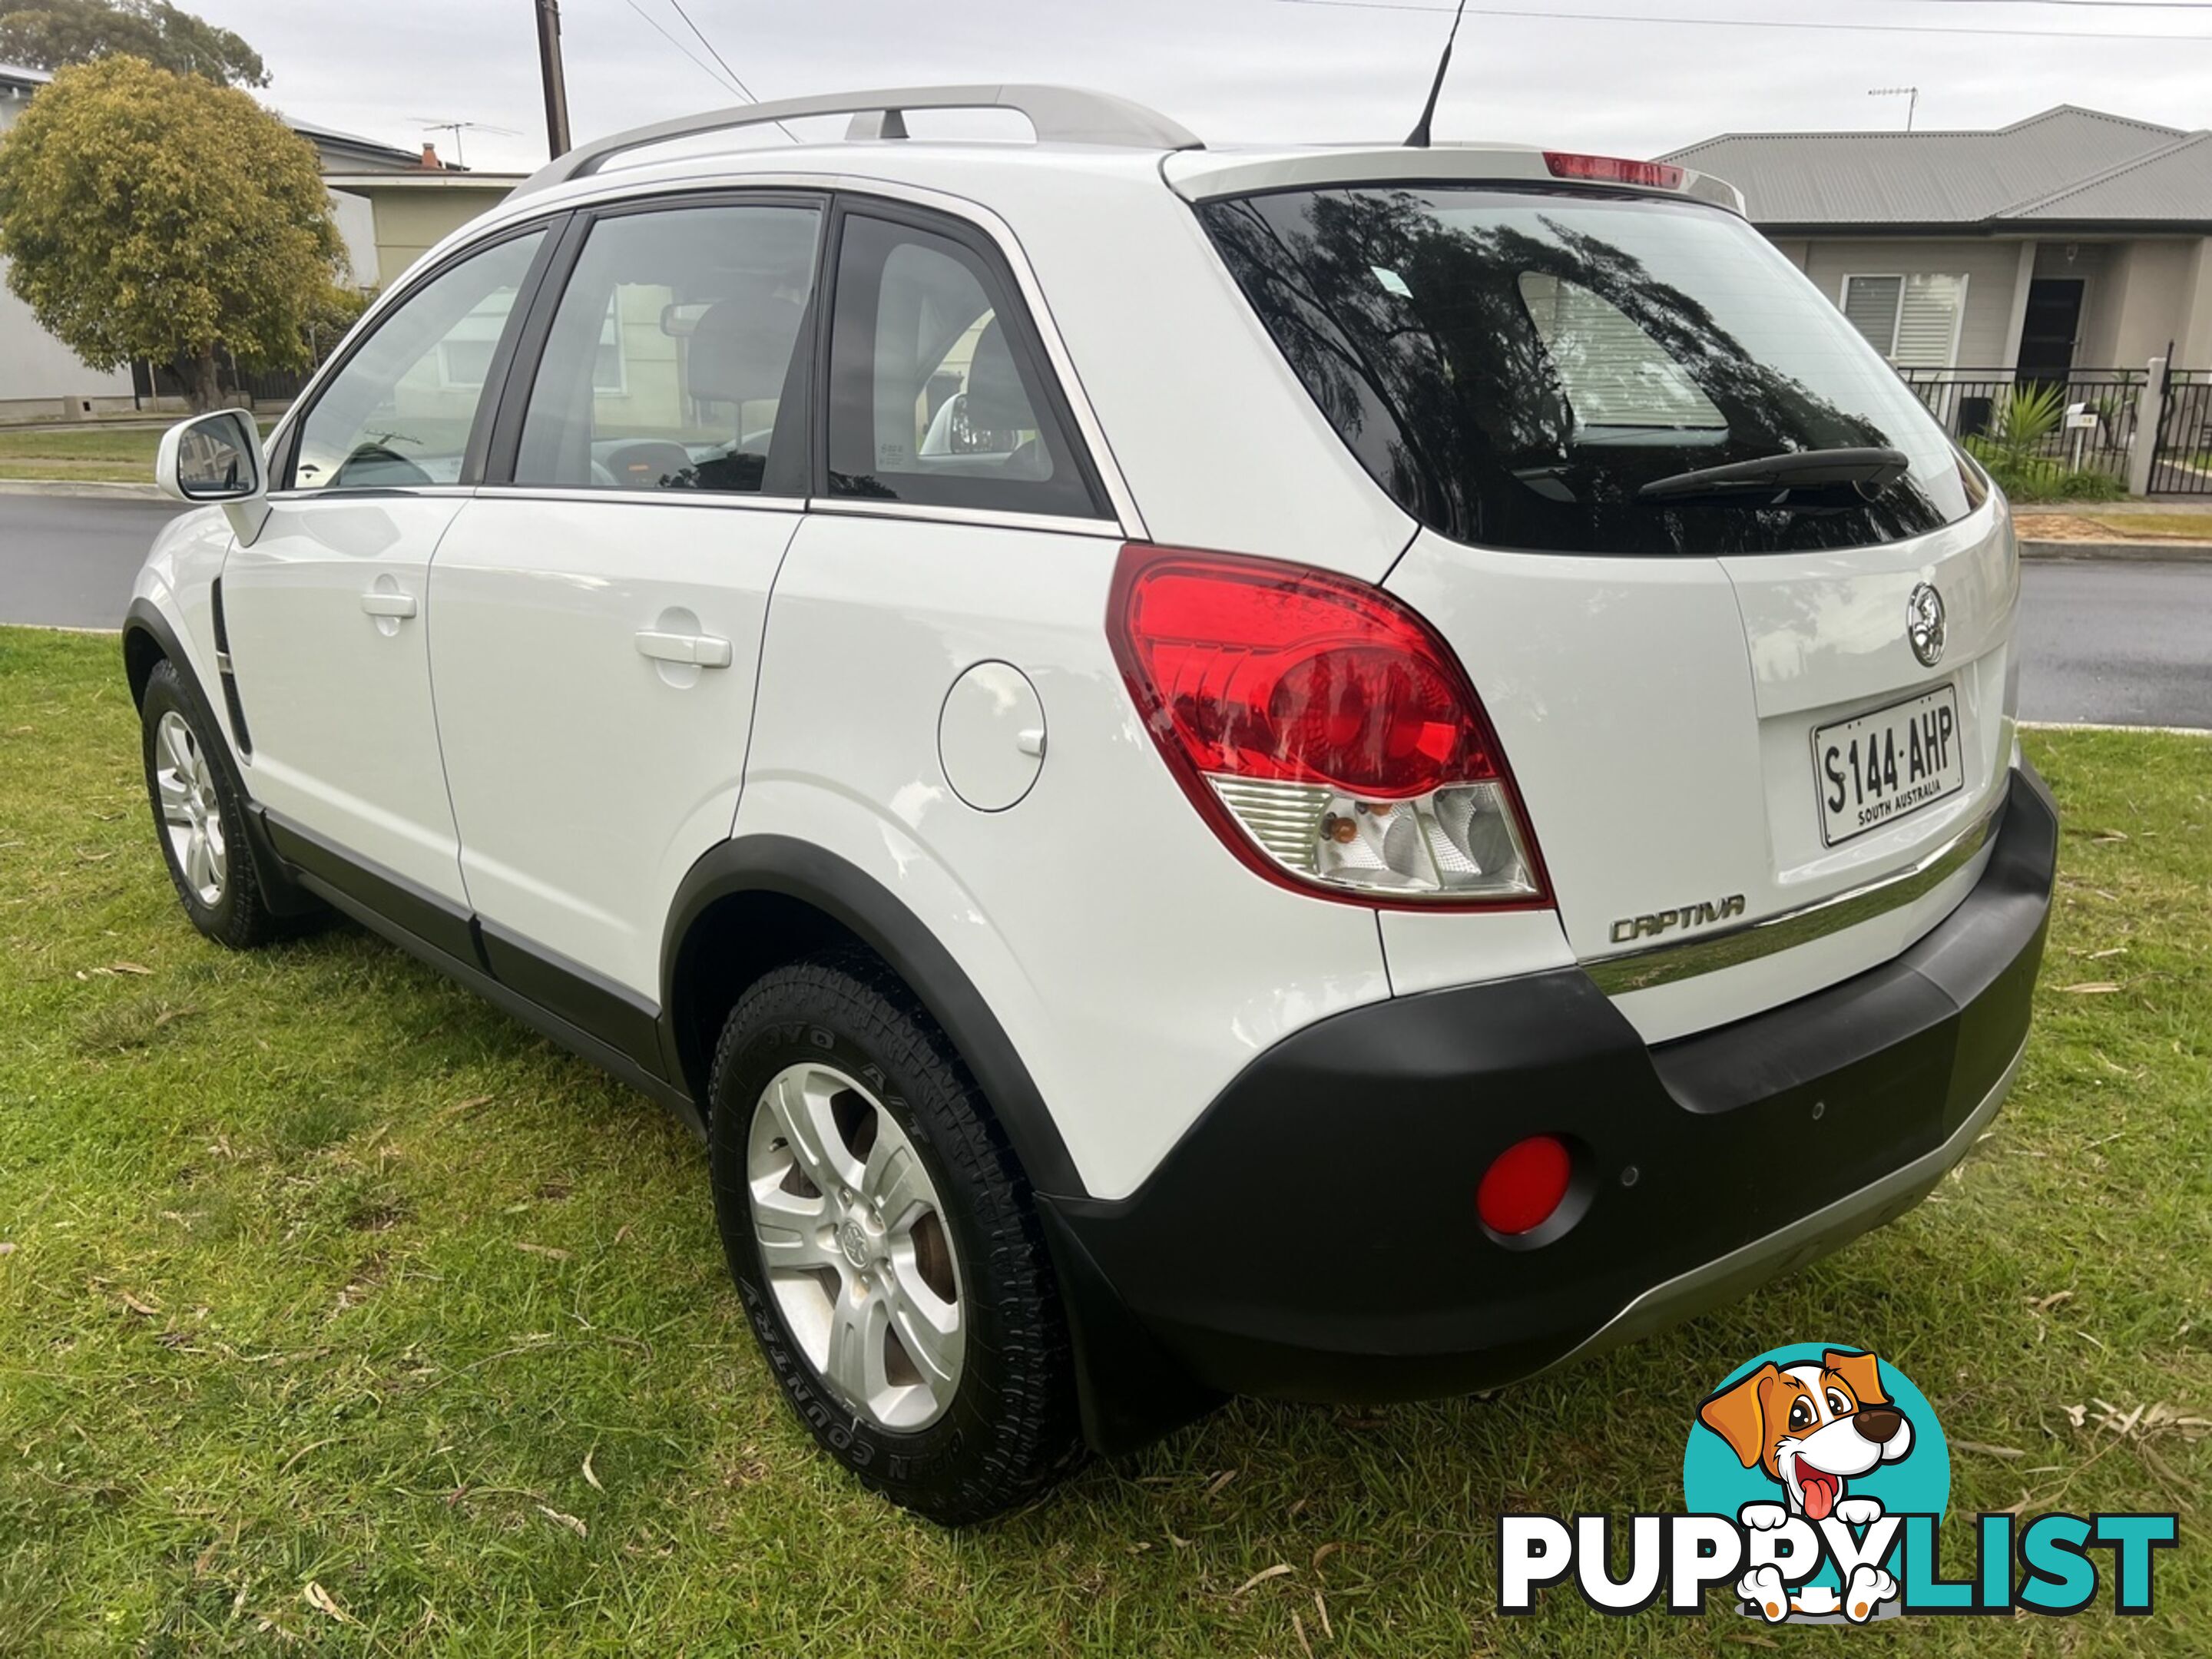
[2147,367,2212,495]
[1897,366,2145,480]
[130,336,339,411]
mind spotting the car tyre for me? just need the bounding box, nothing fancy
[708,952,1084,1523]
[139,659,280,949]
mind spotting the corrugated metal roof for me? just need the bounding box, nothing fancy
[2009,131,2212,220]
[1662,106,2206,226]
[0,62,423,170]
[283,117,424,169]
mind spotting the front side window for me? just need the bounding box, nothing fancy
[290,230,544,490]
[824,213,1102,518]
[515,200,820,494]
[1200,187,1978,556]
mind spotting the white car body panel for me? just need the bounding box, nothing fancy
[217,494,470,906]
[738,512,1390,1198]
[425,492,800,998]
[1384,535,1773,1008]
[132,508,235,733]
[1378,907,1577,999]
[1389,502,2018,1042]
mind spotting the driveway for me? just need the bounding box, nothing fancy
[2,494,2207,728]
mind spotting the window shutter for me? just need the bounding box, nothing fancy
[1518,273,1724,429]
[1892,274,1965,369]
[1840,276,1902,356]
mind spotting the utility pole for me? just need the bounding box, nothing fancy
[534,0,572,158]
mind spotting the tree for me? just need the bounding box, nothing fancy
[0,56,345,411]
[0,0,267,87]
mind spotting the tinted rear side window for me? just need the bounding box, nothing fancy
[1199,187,1977,555]
[824,211,1104,519]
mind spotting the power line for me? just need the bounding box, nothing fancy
[1266,0,2212,41]
[620,0,741,96]
[663,0,800,139]
[1909,1,2212,9]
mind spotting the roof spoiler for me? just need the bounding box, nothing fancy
[1164,144,1747,217]
[514,84,1204,198]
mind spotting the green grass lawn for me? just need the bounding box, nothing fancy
[1,625,2206,1654]
[0,422,273,484]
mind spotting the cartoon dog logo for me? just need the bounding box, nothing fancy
[1697,1348,1913,1623]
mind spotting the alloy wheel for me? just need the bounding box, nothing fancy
[746,1061,965,1430]
[154,710,227,907]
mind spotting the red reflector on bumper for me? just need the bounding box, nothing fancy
[1477,1135,1574,1236]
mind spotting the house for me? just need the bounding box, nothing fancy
[0,61,522,419]
[1664,107,2212,380]
[291,117,526,293]
[323,167,527,293]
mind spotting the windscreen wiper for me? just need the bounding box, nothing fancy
[1637,447,1910,505]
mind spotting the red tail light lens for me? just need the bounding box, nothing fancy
[1544,151,1684,190]
[1108,545,1548,908]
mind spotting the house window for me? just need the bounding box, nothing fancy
[433,288,524,390]
[1839,273,1968,369]
[590,296,626,396]
[1518,273,1727,432]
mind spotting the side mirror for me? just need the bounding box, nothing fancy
[155,409,270,541]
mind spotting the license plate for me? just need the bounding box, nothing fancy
[1812,687,1964,846]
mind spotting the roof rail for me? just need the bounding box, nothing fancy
[514,84,1203,197]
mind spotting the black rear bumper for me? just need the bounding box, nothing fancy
[1042,765,2058,1452]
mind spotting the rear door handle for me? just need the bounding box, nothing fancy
[634,629,733,668]
[359,590,418,619]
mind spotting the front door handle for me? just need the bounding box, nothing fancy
[359,590,418,619]
[634,629,732,668]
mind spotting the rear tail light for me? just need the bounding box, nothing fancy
[1543,151,1684,190]
[1108,545,1548,908]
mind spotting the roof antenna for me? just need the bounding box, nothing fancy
[1404,0,1470,148]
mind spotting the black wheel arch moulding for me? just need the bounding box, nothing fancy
[659,833,1084,1200]
[655,836,1206,1453]
[120,598,320,919]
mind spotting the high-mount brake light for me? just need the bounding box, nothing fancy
[1108,545,1549,909]
[1543,151,1684,190]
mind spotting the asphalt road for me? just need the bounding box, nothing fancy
[2,494,2207,727]
[1,492,182,631]
[2012,557,2212,730]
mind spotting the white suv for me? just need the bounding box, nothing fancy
[128,86,2057,1523]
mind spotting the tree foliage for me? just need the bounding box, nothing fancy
[0,56,343,409]
[0,0,266,87]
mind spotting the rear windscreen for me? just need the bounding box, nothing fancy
[1198,186,1979,556]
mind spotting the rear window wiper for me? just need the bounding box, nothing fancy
[1637,447,1910,505]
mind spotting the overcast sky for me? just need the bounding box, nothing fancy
[197,0,2212,175]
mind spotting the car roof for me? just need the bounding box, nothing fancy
[485,84,1744,228]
